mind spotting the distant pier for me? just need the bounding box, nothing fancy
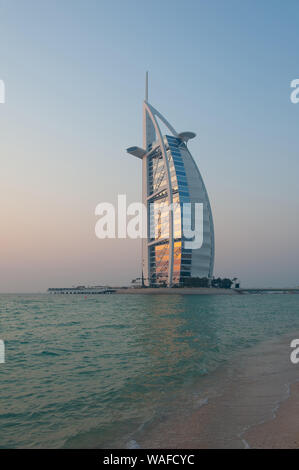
[48,287,115,295]
[47,287,299,295]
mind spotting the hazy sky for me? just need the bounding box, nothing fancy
[1,0,299,292]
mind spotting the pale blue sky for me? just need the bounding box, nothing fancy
[1,0,299,291]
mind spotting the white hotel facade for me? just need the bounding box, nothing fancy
[127,74,214,287]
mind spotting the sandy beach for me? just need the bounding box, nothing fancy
[244,382,299,448]
[124,333,299,449]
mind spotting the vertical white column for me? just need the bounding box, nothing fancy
[142,153,149,285]
[143,103,173,287]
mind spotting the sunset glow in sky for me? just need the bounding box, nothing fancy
[1,0,299,292]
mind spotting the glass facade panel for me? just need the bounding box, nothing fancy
[147,135,191,286]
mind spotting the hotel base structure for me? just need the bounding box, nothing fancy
[127,74,214,287]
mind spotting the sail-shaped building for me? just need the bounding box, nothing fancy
[127,74,214,287]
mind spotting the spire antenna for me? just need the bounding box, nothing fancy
[145,71,148,101]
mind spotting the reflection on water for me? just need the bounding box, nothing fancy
[1,293,299,448]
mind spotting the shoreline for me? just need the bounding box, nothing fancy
[115,287,299,295]
[244,381,299,448]
[45,288,299,296]
[121,333,299,449]
[115,287,237,295]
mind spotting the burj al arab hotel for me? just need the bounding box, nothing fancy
[127,74,214,287]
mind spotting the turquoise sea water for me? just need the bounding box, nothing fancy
[1,293,299,448]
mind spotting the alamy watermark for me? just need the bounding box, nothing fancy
[290,339,299,364]
[0,79,5,103]
[95,195,204,249]
[290,79,299,104]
